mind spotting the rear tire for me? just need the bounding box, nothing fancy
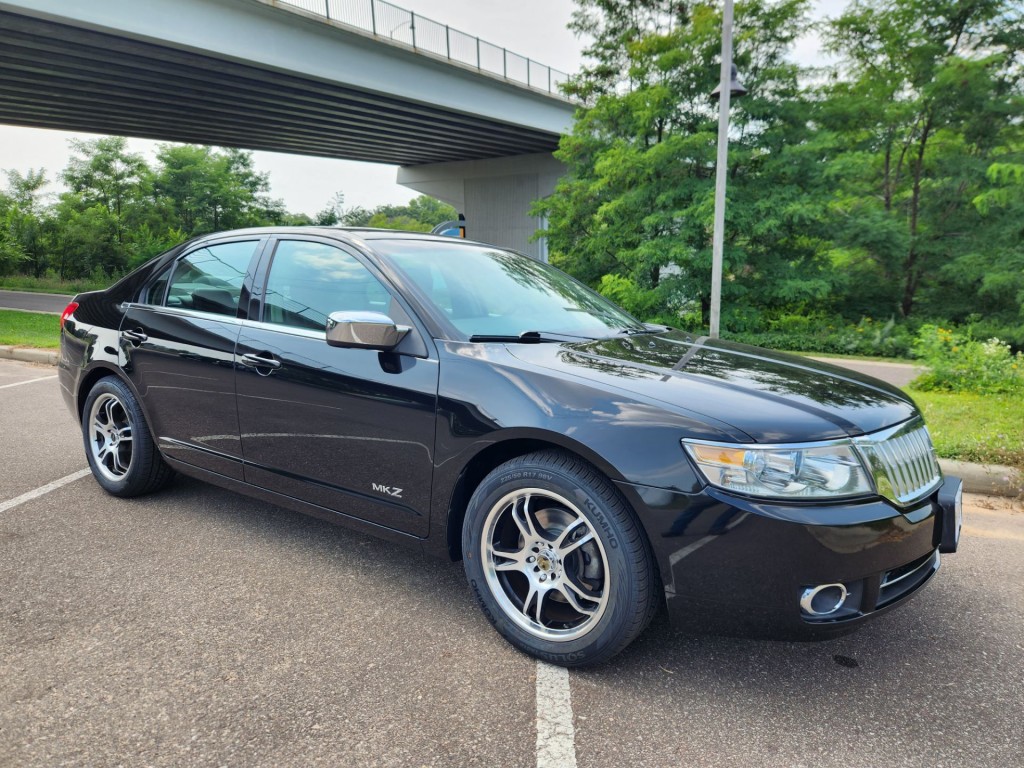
[82,377,174,497]
[462,450,659,667]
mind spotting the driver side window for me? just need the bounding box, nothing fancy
[262,240,393,331]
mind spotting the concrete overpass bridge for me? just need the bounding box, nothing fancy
[0,0,575,256]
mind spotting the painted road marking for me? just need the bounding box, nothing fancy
[0,375,57,390]
[0,469,91,514]
[536,661,577,768]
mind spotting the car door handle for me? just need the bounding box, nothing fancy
[122,328,148,344]
[240,353,282,370]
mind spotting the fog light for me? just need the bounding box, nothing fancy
[800,583,849,617]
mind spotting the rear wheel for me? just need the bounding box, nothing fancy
[462,450,659,667]
[82,377,173,497]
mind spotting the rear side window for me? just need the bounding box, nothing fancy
[263,240,392,330]
[142,265,171,305]
[165,241,258,317]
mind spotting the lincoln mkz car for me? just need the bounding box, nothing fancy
[58,228,963,666]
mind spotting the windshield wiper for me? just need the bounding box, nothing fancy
[617,324,668,336]
[468,331,568,343]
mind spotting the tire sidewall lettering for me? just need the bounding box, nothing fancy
[497,469,553,485]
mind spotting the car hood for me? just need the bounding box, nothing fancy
[505,331,918,443]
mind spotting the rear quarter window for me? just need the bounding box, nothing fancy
[164,241,258,317]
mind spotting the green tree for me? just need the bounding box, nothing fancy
[314,191,347,225]
[152,144,283,235]
[49,195,123,279]
[538,0,826,328]
[62,137,148,237]
[1,169,50,277]
[339,195,457,230]
[819,0,1024,318]
[940,136,1024,340]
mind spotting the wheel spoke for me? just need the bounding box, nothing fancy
[559,530,594,557]
[491,547,525,572]
[103,398,118,427]
[111,445,129,474]
[560,574,602,615]
[553,517,591,552]
[511,494,539,541]
[521,583,539,622]
[533,587,547,623]
[116,426,133,442]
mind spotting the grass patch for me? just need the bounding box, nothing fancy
[0,275,111,294]
[908,389,1024,469]
[0,310,61,349]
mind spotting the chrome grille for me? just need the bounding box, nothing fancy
[854,419,942,507]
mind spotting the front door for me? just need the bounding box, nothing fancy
[235,237,438,537]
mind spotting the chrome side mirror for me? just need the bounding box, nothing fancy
[325,311,410,350]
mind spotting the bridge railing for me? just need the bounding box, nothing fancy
[278,0,570,96]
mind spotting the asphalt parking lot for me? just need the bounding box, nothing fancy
[1,357,1022,767]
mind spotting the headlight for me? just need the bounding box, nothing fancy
[682,439,874,500]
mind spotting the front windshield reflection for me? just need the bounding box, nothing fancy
[374,240,646,340]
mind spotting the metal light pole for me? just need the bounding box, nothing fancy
[709,0,745,339]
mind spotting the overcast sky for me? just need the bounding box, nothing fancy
[0,0,847,217]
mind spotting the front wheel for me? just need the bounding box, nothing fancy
[462,450,659,667]
[82,377,174,497]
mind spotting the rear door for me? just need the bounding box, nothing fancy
[120,238,265,480]
[235,236,438,537]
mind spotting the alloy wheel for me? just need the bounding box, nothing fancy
[481,488,610,641]
[88,392,134,482]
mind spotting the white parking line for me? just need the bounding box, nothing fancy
[0,375,57,390]
[536,661,577,768]
[0,469,91,514]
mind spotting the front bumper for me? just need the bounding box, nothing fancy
[618,476,963,639]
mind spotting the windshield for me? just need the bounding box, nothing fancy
[373,240,646,340]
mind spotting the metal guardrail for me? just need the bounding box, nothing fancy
[278,0,570,96]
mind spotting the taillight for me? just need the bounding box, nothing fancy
[60,302,79,329]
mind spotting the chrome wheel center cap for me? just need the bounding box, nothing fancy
[536,549,559,574]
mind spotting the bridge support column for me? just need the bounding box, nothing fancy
[397,153,564,260]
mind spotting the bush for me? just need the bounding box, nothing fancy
[959,317,1024,353]
[722,316,916,358]
[911,324,1024,395]
[597,274,665,322]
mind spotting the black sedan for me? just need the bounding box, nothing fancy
[58,228,963,666]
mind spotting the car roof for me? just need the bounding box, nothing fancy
[193,226,488,248]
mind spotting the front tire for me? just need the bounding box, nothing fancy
[82,377,174,497]
[462,450,659,667]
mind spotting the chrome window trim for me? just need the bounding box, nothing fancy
[237,317,327,341]
[120,302,246,326]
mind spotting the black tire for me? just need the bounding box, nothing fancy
[462,449,659,667]
[81,377,174,497]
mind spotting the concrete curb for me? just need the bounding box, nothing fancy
[939,459,1023,499]
[2,345,1020,497]
[0,345,59,365]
